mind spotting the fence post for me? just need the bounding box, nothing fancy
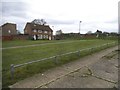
[91,48,93,53]
[77,50,80,56]
[10,64,14,79]
[54,56,58,64]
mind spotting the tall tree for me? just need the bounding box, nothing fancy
[31,19,47,25]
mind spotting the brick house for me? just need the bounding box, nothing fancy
[24,22,53,40]
[1,23,17,36]
[0,23,18,41]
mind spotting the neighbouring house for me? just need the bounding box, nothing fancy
[1,23,17,36]
[24,22,53,40]
[56,30,63,35]
[0,23,29,41]
[0,23,17,41]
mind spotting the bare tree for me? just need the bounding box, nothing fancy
[31,19,47,25]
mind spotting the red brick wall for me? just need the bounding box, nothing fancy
[2,36,13,41]
[2,35,29,41]
[13,35,29,40]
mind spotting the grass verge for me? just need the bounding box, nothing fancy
[2,39,118,87]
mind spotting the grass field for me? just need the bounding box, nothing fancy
[2,40,72,48]
[2,39,117,87]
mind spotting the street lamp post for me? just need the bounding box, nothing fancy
[79,21,82,34]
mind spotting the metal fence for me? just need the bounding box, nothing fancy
[10,42,117,79]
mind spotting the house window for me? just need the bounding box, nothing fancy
[8,30,11,33]
[44,35,46,39]
[43,35,48,39]
[38,34,42,39]
[44,31,48,34]
[38,30,42,33]
[33,29,37,32]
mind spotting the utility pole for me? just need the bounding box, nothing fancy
[79,21,82,34]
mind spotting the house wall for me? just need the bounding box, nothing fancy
[24,24,32,35]
[24,23,53,40]
[2,23,17,36]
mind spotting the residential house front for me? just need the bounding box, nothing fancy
[24,22,53,40]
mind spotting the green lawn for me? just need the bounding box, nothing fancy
[2,39,117,87]
[2,40,73,48]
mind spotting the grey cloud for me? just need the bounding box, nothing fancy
[2,2,29,18]
[47,19,75,25]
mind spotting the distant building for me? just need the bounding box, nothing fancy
[24,22,53,40]
[1,23,17,36]
[56,30,63,35]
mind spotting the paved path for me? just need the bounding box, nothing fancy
[9,46,118,88]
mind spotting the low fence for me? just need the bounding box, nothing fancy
[10,42,117,79]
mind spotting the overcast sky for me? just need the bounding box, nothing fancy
[1,0,119,34]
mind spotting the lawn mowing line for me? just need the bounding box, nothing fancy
[0,40,93,50]
[2,40,89,50]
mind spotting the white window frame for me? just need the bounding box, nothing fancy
[37,34,42,39]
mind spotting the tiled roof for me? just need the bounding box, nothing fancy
[1,23,16,27]
[26,22,53,31]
